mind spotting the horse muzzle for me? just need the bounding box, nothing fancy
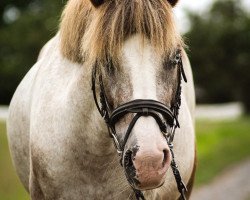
[123,143,172,190]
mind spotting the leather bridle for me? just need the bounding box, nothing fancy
[92,49,188,200]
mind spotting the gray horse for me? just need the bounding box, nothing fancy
[7,0,196,199]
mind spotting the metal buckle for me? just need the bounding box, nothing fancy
[111,133,122,156]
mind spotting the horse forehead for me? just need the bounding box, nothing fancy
[122,35,161,99]
[122,35,160,68]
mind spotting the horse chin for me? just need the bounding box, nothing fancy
[129,179,166,191]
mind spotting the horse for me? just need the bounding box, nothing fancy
[7,0,196,199]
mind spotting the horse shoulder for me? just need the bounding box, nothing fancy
[8,33,90,195]
[7,58,44,191]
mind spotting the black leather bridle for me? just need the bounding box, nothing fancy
[92,49,188,200]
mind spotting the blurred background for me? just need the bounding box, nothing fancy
[0,0,250,199]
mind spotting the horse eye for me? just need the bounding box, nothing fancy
[174,50,182,64]
[166,49,182,68]
[164,55,179,69]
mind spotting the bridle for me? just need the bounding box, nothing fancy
[92,49,188,200]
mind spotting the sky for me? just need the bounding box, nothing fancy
[174,0,250,33]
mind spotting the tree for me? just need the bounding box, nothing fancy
[185,0,250,112]
[0,0,64,104]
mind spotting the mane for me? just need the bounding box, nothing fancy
[60,0,183,65]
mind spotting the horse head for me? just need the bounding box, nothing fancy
[87,0,185,193]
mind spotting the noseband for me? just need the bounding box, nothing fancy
[92,49,188,200]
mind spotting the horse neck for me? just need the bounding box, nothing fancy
[69,89,115,157]
[50,48,117,160]
[63,76,126,188]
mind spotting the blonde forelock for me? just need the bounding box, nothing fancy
[60,0,183,66]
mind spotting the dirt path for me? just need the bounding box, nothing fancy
[191,159,250,200]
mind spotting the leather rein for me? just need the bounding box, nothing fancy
[92,49,188,200]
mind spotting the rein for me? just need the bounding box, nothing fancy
[92,49,188,200]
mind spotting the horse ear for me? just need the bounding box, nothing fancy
[89,0,105,7]
[167,0,179,7]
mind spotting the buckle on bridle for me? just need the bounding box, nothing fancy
[110,132,122,156]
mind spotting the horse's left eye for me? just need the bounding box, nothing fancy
[164,49,182,69]
[164,57,177,69]
[172,50,182,65]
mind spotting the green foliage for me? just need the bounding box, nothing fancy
[195,117,250,186]
[0,0,65,104]
[186,0,250,112]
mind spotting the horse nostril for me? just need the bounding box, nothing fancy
[124,145,139,169]
[124,150,133,169]
[162,149,169,167]
[124,149,140,187]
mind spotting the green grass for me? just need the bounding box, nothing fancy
[0,121,29,200]
[1,117,250,199]
[195,117,250,186]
